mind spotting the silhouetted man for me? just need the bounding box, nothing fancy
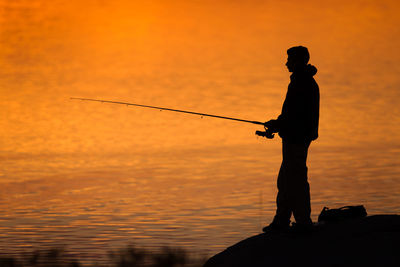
[263,46,319,233]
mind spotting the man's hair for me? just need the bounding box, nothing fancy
[287,46,310,65]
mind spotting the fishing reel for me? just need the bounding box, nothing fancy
[255,125,275,139]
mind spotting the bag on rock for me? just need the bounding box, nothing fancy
[318,205,367,222]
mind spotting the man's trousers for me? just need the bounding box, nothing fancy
[273,140,312,226]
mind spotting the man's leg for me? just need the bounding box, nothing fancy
[285,141,312,225]
[265,141,292,231]
[273,159,292,226]
[263,160,291,232]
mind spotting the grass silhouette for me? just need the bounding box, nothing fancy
[0,245,207,267]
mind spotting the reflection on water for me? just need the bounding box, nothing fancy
[1,0,400,263]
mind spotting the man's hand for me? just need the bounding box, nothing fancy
[255,119,279,139]
[264,119,279,133]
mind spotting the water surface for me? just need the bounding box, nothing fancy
[1,0,400,264]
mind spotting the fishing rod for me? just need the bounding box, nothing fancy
[70,97,274,138]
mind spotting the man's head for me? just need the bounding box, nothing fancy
[286,46,310,72]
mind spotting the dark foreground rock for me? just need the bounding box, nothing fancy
[204,215,400,267]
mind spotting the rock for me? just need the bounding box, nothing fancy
[204,215,400,267]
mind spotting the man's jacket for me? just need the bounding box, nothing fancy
[277,64,319,144]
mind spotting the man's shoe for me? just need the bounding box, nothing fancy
[262,222,290,233]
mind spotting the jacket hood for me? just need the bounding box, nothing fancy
[292,64,318,77]
[305,64,317,76]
